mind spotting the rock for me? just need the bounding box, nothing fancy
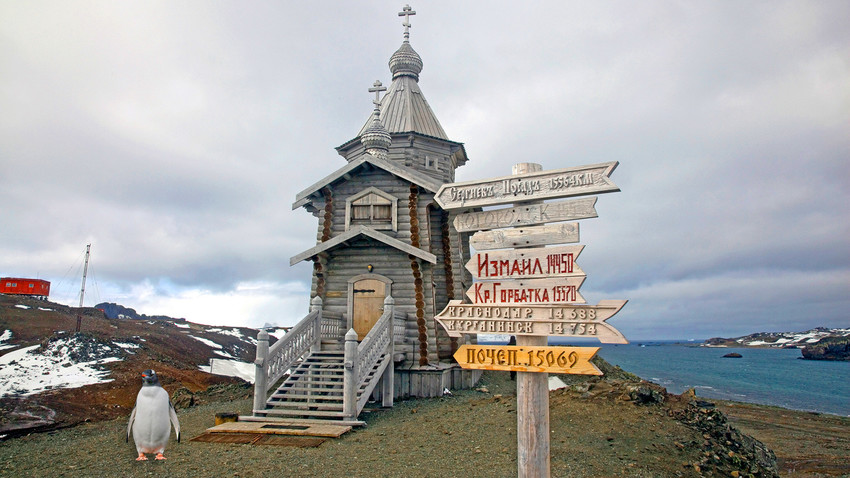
[626,383,666,405]
[800,336,850,361]
[170,387,195,409]
[723,352,743,358]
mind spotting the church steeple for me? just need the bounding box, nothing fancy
[337,4,468,180]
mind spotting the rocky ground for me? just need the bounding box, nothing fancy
[2,296,847,477]
[2,367,846,477]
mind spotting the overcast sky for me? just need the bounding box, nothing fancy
[2,1,847,340]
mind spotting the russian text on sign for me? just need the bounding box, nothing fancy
[466,277,586,305]
[466,245,585,280]
[454,345,602,375]
[435,162,619,210]
[453,197,597,233]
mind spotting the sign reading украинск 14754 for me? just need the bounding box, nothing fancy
[434,161,619,210]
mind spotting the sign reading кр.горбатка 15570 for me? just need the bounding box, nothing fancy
[434,161,619,210]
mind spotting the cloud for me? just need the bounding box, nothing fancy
[1,1,848,339]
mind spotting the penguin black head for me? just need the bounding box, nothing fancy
[141,369,160,386]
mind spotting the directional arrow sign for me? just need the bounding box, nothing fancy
[436,162,619,210]
[454,345,602,375]
[470,223,580,251]
[435,299,628,344]
[467,245,585,280]
[454,197,597,233]
[466,277,586,305]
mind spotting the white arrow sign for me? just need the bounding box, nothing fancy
[453,197,597,233]
[436,162,619,210]
[435,300,628,343]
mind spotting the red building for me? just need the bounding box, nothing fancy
[0,278,50,299]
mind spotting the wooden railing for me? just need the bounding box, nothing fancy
[343,296,396,420]
[253,296,323,415]
[321,310,344,340]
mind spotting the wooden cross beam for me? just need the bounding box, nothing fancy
[368,80,386,107]
[398,4,415,39]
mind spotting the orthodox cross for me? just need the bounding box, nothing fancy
[368,80,387,108]
[398,4,416,40]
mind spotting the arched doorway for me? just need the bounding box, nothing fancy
[348,274,392,340]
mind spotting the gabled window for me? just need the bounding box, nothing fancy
[346,187,397,231]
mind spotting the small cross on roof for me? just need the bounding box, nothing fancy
[398,4,416,40]
[368,80,387,107]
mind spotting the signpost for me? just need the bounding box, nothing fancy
[466,245,585,280]
[465,277,586,305]
[454,345,602,375]
[435,162,627,478]
[469,223,579,250]
[435,162,619,210]
[453,197,597,232]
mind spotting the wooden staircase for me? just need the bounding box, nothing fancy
[261,349,389,421]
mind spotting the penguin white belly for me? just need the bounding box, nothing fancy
[132,386,172,453]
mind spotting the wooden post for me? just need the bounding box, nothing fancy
[512,162,551,478]
[253,329,269,416]
[382,296,395,408]
[516,335,550,477]
[310,296,323,352]
[343,328,359,421]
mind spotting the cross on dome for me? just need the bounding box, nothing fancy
[368,80,387,108]
[398,4,416,41]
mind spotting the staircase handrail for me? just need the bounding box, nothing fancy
[343,296,396,419]
[253,296,323,414]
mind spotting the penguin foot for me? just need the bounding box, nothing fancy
[155,453,166,460]
[136,453,148,461]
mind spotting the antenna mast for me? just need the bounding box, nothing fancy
[75,243,91,333]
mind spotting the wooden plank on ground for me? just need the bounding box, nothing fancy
[205,420,351,438]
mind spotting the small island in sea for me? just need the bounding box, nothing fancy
[703,327,850,361]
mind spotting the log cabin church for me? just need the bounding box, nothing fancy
[252,5,481,423]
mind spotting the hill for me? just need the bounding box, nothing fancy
[704,327,850,360]
[0,293,270,436]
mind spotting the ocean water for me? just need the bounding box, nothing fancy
[590,343,850,417]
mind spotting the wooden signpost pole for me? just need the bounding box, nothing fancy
[434,161,627,478]
[511,163,549,478]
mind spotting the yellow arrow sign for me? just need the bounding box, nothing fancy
[454,345,602,375]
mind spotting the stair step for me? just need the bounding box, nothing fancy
[259,409,345,418]
[282,379,344,386]
[269,394,343,402]
[266,403,344,412]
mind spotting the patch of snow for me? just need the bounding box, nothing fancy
[774,338,792,344]
[267,328,291,339]
[188,335,223,349]
[0,335,122,397]
[172,321,190,329]
[112,341,140,350]
[0,330,14,351]
[746,340,769,346]
[199,359,255,383]
[209,327,257,345]
[38,307,53,311]
[548,376,567,391]
[214,350,237,359]
[14,304,30,309]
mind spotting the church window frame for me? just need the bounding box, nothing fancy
[345,187,398,231]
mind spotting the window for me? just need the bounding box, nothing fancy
[346,187,397,231]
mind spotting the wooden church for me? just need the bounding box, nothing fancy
[251,5,480,423]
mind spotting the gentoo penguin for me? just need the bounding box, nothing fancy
[126,369,180,461]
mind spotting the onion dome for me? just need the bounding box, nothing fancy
[389,41,423,81]
[361,105,391,160]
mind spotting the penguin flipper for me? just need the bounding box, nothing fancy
[169,401,180,443]
[126,406,137,443]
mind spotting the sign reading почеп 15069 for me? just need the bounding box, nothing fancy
[434,161,619,210]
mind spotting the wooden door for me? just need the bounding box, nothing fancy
[352,279,386,340]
